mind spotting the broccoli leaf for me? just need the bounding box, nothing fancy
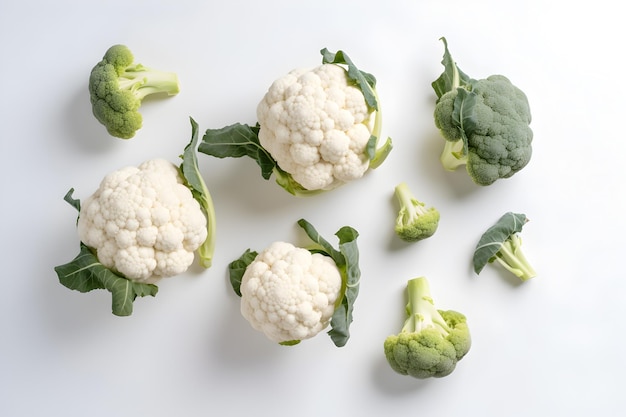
[55,243,158,316]
[473,212,528,274]
[320,48,378,111]
[451,87,478,153]
[228,249,259,297]
[199,123,276,180]
[431,37,471,100]
[297,219,361,347]
[180,117,216,268]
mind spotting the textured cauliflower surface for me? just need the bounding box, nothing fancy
[256,64,374,191]
[77,159,207,283]
[240,241,343,344]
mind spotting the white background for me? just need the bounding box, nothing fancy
[2,1,624,415]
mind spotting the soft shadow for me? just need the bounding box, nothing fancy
[371,356,432,396]
[62,82,119,153]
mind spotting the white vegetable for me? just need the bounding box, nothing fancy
[77,158,208,283]
[239,241,343,344]
[256,64,374,191]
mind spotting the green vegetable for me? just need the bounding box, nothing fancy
[432,37,533,185]
[228,219,361,347]
[55,241,158,316]
[54,118,215,316]
[393,182,440,242]
[180,118,217,268]
[89,44,180,139]
[198,48,392,196]
[473,212,536,281]
[384,277,471,378]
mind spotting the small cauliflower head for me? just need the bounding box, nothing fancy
[256,64,375,191]
[77,159,207,283]
[239,241,343,344]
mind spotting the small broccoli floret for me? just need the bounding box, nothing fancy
[384,277,471,378]
[89,44,180,139]
[393,182,440,242]
[432,37,533,186]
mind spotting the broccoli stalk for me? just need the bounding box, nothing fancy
[401,277,450,335]
[440,137,467,171]
[384,277,471,378]
[489,233,536,281]
[393,182,440,242]
[116,63,180,100]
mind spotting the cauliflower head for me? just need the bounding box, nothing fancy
[77,159,208,283]
[239,241,343,344]
[256,64,375,191]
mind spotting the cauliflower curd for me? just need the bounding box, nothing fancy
[239,241,343,344]
[257,64,374,191]
[77,159,208,283]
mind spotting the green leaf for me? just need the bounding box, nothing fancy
[198,123,277,180]
[473,212,528,274]
[297,219,343,261]
[180,117,216,268]
[320,48,378,111]
[63,188,81,212]
[431,37,471,100]
[227,249,258,297]
[297,219,361,347]
[55,243,158,316]
[327,226,360,347]
[451,86,478,154]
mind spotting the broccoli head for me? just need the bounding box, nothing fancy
[432,37,533,186]
[89,44,180,139]
[384,277,470,378]
[393,182,439,242]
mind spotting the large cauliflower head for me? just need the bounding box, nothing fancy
[77,159,208,283]
[256,64,375,191]
[239,241,343,344]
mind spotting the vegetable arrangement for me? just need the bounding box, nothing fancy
[57,39,538,378]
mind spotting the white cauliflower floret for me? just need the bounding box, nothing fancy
[257,63,375,191]
[77,159,208,283]
[239,241,343,344]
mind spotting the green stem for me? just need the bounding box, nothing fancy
[440,140,466,171]
[495,235,536,281]
[403,277,450,335]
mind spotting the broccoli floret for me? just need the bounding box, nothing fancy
[89,44,180,139]
[384,277,471,378]
[393,182,439,242]
[432,37,533,186]
[473,212,537,281]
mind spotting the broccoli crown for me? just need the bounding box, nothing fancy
[384,277,470,378]
[88,44,180,139]
[393,182,439,242]
[434,75,532,186]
